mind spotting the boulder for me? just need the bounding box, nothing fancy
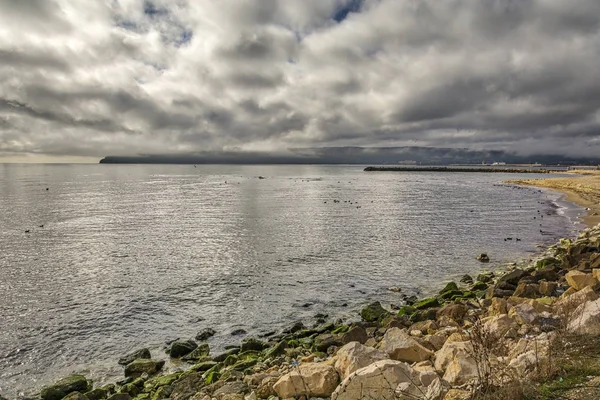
[169,339,198,358]
[565,271,598,291]
[169,372,204,400]
[539,281,558,296]
[331,359,422,400]
[84,388,108,400]
[313,333,343,352]
[124,359,164,378]
[360,302,390,322]
[195,328,216,341]
[240,338,267,352]
[425,377,450,400]
[61,392,87,400]
[213,382,249,398]
[118,348,151,365]
[442,356,479,385]
[409,320,438,334]
[433,341,473,372]
[273,363,339,398]
[568,298,600,335]
[497,269,528,286]
[477,253,490,262]
[106,395,131,400]
[554,286,599,317]
[436,303,468,321]
[182,343,210,361]
[483,315,518,339]
[509,303,540,325]
[256,376,278,399]
[340,326,368,344]
[334,342,389,379]
[378,328,433,363]
[460,275,474,285]
[513,282,541,298]
[40,375,89,400]
[488,297,507,316]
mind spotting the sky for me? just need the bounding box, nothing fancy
[0,0,599,162]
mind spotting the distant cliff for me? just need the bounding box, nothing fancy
[99,147,600,165]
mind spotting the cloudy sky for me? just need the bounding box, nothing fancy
[1,0,599,162]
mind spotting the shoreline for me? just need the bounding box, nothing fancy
[7,173,600,400]
[508,170,600,228]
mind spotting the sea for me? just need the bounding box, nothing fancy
[0,164,586,396]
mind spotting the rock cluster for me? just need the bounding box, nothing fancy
[18,224,600,400]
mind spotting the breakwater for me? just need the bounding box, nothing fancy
[364,166,552,173]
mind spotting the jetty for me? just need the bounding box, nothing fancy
[364,166,552,173]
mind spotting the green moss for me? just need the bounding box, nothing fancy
[331,325,349,334]
[471,282,488,291]
[413,297,440,310]
[232,359,258,371]
[359,302,390,322]
[203,370,220,386]
[223,354,238,366]
[439,282,459,294]
[397,305,416,317]
[439,290,463,300]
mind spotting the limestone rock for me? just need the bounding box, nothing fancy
[213,382,250,398]
[488,297,507,316]
[568,298,600,335]
[483,315,518,338]
[565,271,598,291]
[554,286,599,317]
[331,359,422,400]
[378,327,433,363]
[40,375,89,400]
[433,341,473,372]
[436,304,468,322]
[509,303,540,325]
[442,356,478,385]
[425,377,450,400]
[273,363,339,398]
[334,342,389,379]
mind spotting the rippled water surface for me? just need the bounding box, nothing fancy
[0,164,585,396]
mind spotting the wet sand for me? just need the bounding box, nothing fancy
[509,170,600,227]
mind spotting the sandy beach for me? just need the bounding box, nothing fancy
[509,169,600,228]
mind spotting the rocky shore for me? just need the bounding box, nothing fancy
[6,221,599,400]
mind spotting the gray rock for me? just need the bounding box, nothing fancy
[195,328,216,341]
[124,359,165,378]
[40,375,89,400]
[168,339,197,358]
[118,348,151,366]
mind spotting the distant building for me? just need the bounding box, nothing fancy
[492,162,506,165]
[397,160,418,165]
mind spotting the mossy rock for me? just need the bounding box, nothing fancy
[133,395,150,400]
[124,359,165,378]
[41,375,89,400]
[212,348,240,362]
[263,341,287,359]
[439,290,463,300]
[223,354,238,366]
[190,361,218,373]
[240,338,268,352]
[149,387,169,400]
[85,388,108,400]
[471,282,488,291]
[232,359,258,371]
[146,373,181,389]
[313,322,335,334]
[409,308,438,323]
[359,302,390,322]
[181,343,209,361]
[118,349,151,366]
[397,305,417,317]
[536,257,560,269]
[286,339,300,347]
[168,340,197,358]
[203,370,220,386]
[439,282,459,294]
[119,384,140,398]
[298,337,314,348]
[413,297,440,310]
[476,273,493,283]
[331,325,350,334]
[62,392,88,400]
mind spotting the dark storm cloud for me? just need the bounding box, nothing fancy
[1,0,600,160]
